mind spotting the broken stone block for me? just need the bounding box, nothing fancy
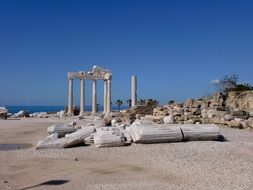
[180,124,221,141]
[93,130,125,148]
[47,122,77,137]
[128,122,183,143]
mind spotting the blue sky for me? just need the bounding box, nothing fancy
[0,0,253,106]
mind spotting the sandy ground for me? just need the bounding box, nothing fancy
[0,118,253,190]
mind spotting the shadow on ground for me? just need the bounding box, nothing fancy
[19,180,69,190]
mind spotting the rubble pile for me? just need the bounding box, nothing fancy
[36,116,223,149]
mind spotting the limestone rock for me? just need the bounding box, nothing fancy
[122,105,156,125]
[59,110,66,118]
[247,118,253,129]
[226,91,253,112]
[163,115,174,124]
[224,114,233,121]
[0,107,8,119]
[14,110,29,118]
[228,120,244,129]
[232,110,249,119]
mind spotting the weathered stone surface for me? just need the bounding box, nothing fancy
[115,123,126,131]
[122,129,132,143]
[65,126,95,142]
[96,126,118,132]
[180,124,221,141]
[36,136,86,149]
[30,112,48,118]
[58,110,66,118]
[231,110,249,119]
[224,114,233,121]
[226,91,253,112]
[247,118,253,129]
[37,126,95,149]
[228,120,244,129]
[163,115,174,124]
[94,130,125,148]
[84,134,94,144]
[78,116,106,129]
[14,110,29,118]
[47,122,77,137]
[0,107,8,119]
[128,121,183,143]
[122,105,156,125]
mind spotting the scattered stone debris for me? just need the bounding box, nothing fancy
[36,116,224,149]
[0,107,8,119]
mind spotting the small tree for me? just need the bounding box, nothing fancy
[126,99,132,108]
[215,74,253,94]
[138,99,146,106]
[115,99,123,111]
[216,74,238,94]
[168,100,175,105]
[146,99,159,107]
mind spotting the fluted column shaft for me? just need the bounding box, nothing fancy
[103,80,108,113]
[67,78,73,115]
[131,76,137,107]
[106,79,111,113]
[80,79,85,115]
[92,80,97,114]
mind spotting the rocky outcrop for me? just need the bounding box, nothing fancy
[226,91,253,112]
[152,91,253,129]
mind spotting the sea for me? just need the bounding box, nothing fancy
[4,105,128,114]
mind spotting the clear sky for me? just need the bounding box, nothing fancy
[0,0,253,106]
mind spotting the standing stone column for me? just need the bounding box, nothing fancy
[106,79,111,113]
[80,79,85,115]
[92,79,97,114]
[103,80,108,113]
[67,78,73,115]
[131,76,137,107]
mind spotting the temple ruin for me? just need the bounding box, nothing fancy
[67,66,112,115]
